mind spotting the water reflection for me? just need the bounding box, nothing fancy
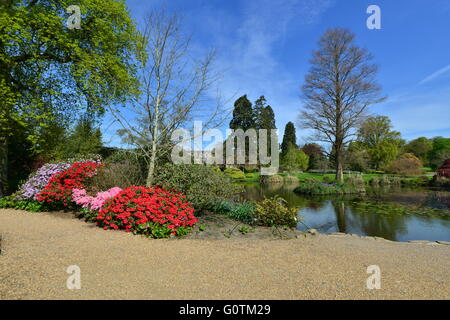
[242,183,450,242]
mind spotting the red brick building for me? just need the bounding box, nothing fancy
[437,159,450,178]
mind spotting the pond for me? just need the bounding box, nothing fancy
[242,183,450,242]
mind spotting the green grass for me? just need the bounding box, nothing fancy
[236,171,434,185]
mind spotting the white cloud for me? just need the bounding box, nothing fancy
[419,65,450,85]
[203,0,334,131]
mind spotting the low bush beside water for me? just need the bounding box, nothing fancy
[223,167,246,180]
[213,196,300,229]
[294,181,363,195]
[154,163,242,213]
[253,196,299,228]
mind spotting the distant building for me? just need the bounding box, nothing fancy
[437,159,450,178]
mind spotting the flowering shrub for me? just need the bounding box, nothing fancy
[72,187,122,211]
[96,186,197,238]
[15,162,72,200]
[253,196,299,228]
[36,161,103,207]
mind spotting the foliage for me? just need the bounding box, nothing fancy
[346,146,371,172]
[223,167,246,180]
[230,95,255,131]
[97,186,197,238]
[154,164,242,213]
[260,175,284,184]
[60,117,103,160]
[302,143,325,170]
[385,153,423,175]
[283,175,299,184]
[294,181,362,195]
[281,145,309,172]
[253,196,299,228]
[404,137,432,165]
[429,137,450,170]
[212,200,255,224]
[356,116,403,170]
[254,96,276,131]
[281,122,297,156]
[0,0,144,195]
[88,158,146,191]
[36,161,103,208]
[0,196,43,212]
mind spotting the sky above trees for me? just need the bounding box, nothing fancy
[103,0,450,146]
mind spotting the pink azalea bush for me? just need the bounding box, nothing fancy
[72,187,122,211]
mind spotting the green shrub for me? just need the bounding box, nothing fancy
[212,200,255,224]
[223,167,245,180]
[283,175,299,184]
[385,153,423,175]
[87,159,145,191]
[345,174,365,187]
[294,181,362,195]
[260,174,284,184]
[154,164,242,213]
[253,196,299,228]
[245,172,259,180]
[0,196,43,212]
[322,176,333,184]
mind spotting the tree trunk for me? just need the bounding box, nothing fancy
[146,97,160,187]
[146,145,157,186]
[335,141,344,183]
[0,136,8,198]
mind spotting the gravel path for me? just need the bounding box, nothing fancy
[0,209,449,300]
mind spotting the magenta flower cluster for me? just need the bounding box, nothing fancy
[72,187,122,211]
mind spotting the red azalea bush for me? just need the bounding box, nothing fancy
[96,186,197,238]
[36,161,103,208]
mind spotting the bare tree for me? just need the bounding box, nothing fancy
[109,9,226,186]
[299,28,385,182]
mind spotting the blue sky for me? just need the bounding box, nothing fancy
[104,0,450,146]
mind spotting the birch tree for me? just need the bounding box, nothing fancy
[109,9,225,186]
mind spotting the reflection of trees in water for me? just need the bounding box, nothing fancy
[337,200,410,241]
[423,191,450,210]
[243,183,329,209]
[332,201,347,233]
[243,184,450,241]
[368,187,450,211]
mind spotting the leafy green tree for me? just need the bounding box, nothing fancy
[254,96,276,130]
[404,137,433,165]
[62,117,103,159]
[0,0,144,196]
[281,122,297,157]
[281,144,309,172]
[230,95,255,130]
[302,143,325,170]
[357,116,402,170]
[253,96,276,158]
[429,137,450,170]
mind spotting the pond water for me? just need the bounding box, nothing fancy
[242,183,450,242]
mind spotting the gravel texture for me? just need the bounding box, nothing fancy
[0,209,449,300]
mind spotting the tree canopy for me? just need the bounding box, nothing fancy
[0,0,144,195]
